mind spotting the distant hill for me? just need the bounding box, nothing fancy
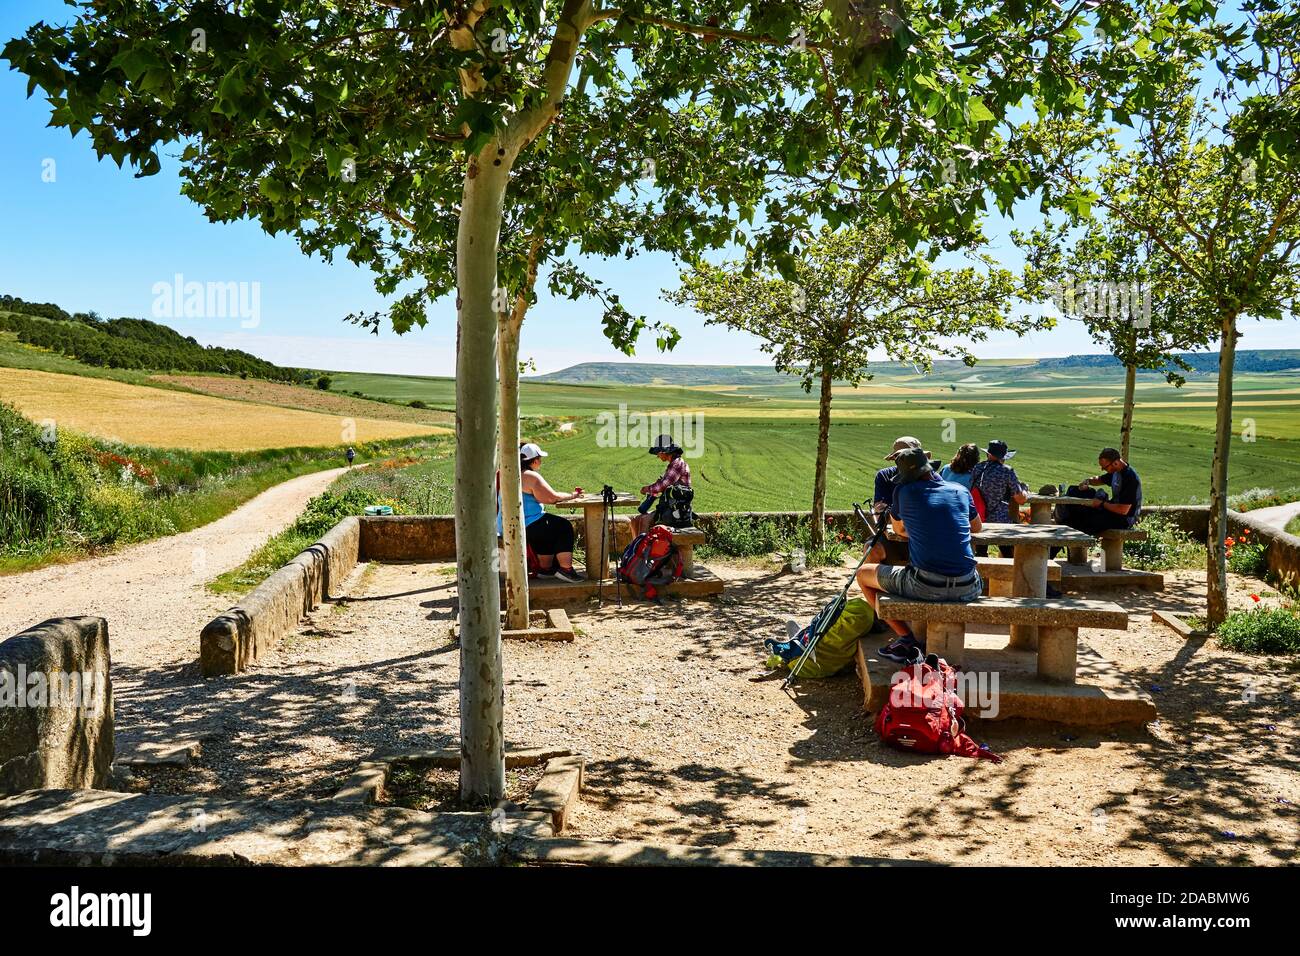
[0,294,306,382]
[532,351,1300,387]
[1035,350,1300,374]
[528,363,793,386]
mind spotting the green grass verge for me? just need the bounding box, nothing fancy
[1216,607,1300,654]
[206,449,457,597]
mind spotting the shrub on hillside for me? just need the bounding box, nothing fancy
[1216,607,1300,654]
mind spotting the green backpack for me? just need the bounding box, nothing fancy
[769,598,876,679]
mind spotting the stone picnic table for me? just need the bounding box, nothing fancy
[1025,493,1099,524]
[889,521,1097,648]
[555,492,642,580]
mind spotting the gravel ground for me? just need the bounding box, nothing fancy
[101,556,1299,866]
[0,466,350,750]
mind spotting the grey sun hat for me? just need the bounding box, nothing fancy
[885,435,929,461]
[891,447,934,484]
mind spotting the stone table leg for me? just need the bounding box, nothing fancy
[1010,543,1049,650]
[1029,501,1053,524]
[583,505,607,581]
[1101,535,1124,571]
[926,621,965,667]
[1037,625,1078,683]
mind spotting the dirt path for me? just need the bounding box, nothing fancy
[0,466,350,665]
[1244,500,1300,533]
[120,559,1297,865]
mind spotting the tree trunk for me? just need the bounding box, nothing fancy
[810,364,833,551]
[1206,312,1238,630]
[498,235,543,631]
[1120,362,1136,461]
[455,153,511,802]
[497,316,528,630]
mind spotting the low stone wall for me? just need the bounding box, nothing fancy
[1141,505,1300,588]
[0,617,114,795]
[361,514,457,562]
[1228,510,1300,589]
[201,516,360,676]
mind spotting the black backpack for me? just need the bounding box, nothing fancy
[653,483,695,529]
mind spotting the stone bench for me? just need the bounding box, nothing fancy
[1066,528,1147,569]
[876,594,1129,684]
[669,527,706,577]
[976,556,1062,597]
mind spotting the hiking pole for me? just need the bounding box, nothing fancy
[782,503,884,694]
[606,484,623,607]
[598,484,618,608]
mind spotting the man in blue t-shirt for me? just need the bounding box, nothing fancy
[857,447,985,663]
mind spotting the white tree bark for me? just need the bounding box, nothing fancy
[1206,313,1238,630]
[1120,362,1136,461]
[455,152,512,802]
[811,364,834,550]
[498,310,528,631]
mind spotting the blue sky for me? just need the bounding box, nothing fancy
[1,0,1295,377]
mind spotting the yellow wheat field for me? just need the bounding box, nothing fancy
[0,368,447,450]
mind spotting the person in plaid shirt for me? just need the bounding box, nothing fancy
[634,434,692,534]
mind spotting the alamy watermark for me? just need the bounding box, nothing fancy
[0,665,106,712]
[151,273,261,328]
[888,667,1000,718]
[1048,278,1152,328]
[595,403,705,458]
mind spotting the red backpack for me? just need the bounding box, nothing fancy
[617,525,683,599]
[873,657,1002,762]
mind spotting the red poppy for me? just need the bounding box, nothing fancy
[1226,537,1236,546]
[1251,594,1261,602]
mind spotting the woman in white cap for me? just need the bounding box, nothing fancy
[499,442,584,582]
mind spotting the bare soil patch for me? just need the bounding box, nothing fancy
[380,763,545,813]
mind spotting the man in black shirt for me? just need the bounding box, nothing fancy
[1057,447,1142,535]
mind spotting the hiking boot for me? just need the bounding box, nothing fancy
[878,637,920,664]
[553,567,584,583]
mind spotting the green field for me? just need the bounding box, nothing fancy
[382,374,1300,511]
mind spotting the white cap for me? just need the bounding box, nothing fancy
[520,442,548,461]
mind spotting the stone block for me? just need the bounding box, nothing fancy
[0,617,113,794]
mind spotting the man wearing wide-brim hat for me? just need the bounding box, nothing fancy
[857,447,986,662]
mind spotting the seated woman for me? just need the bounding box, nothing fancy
[633,433,693,536]
[939,443,979,490]
[499,442,584,583]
